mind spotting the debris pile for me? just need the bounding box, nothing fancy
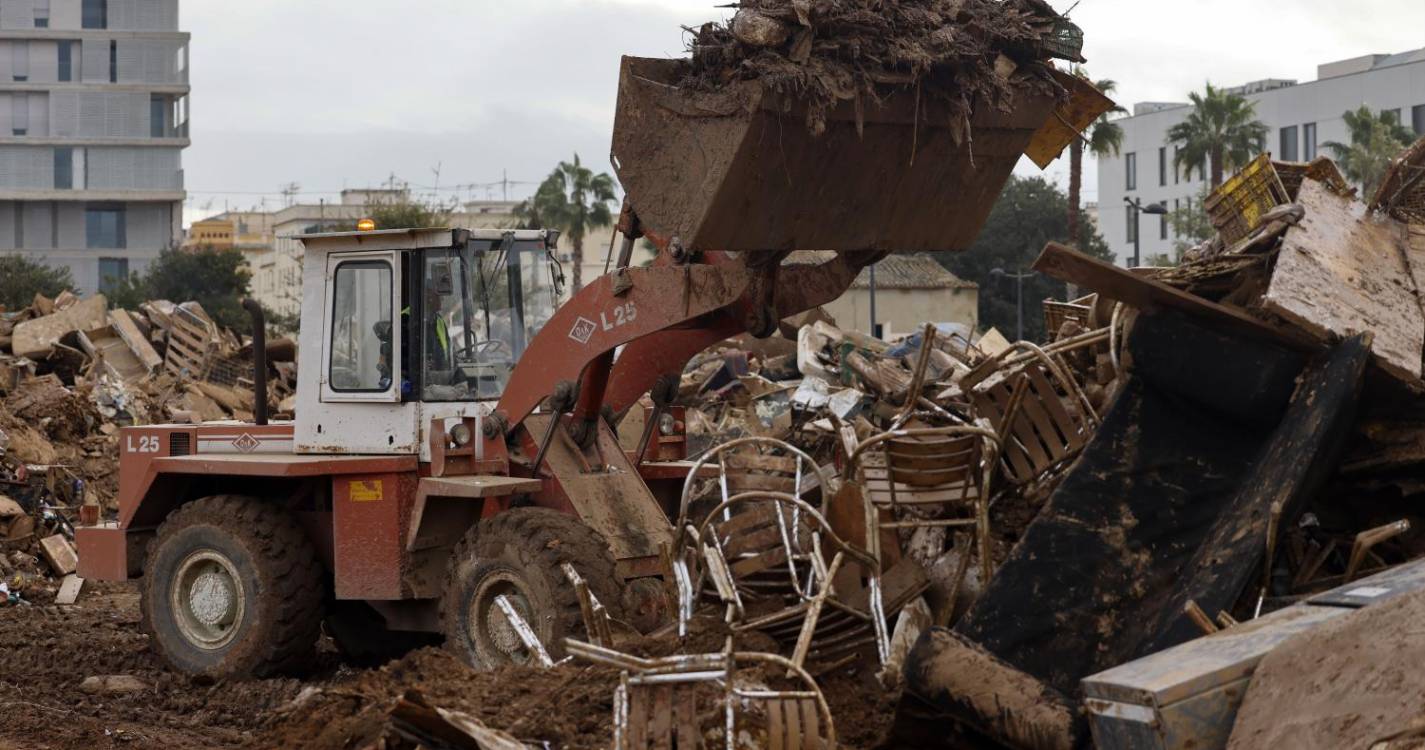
[881,141,1425,749]
[0,291,295,601]
[684,0,1081,134]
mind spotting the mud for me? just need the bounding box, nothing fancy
[0,586,896,749]
[683,0,1068,135]
[1227,590,1425,750]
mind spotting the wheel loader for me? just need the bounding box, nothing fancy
[74,55,1084,677]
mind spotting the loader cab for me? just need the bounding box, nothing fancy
[293,227,562,456]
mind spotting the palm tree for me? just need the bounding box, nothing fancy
[1067,73,1124,246]
[1323,106,1417,196]
[519,154,618,293]
[1166,83,1269,188]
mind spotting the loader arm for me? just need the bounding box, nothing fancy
[602,251,878,417]
[494,262,750,431]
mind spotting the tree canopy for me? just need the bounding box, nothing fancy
[1323,106,1417,197]
[108,246,253,333]
[937,175,1113,342]
[516,154,618,291]
[1166,83,1269,187]
[1066,71,1125,245]
[0,254,75,311]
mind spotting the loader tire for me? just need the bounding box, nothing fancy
[442,507,623,670]
[140,494,325,678]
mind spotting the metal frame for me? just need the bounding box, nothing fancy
[675,489,886,669]
[566,638,837,750]
[844,426,1002,589]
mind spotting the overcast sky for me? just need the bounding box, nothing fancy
[181,0,1425,225]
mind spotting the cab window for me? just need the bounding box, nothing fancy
[419,236,559,401]
[329,260,393,392]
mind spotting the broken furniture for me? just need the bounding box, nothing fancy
[1083,556,1425,750]
[565,638,836,750]
[902,304,1369,748]
[843,426,1000,585]
[676,489,887,670]
[961,340,1099,486]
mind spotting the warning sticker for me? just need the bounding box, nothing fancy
[350,479,384,502]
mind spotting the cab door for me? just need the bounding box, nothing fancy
[298,250,418,454]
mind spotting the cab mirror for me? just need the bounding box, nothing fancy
[431,261,455,296]
[545,230,561,250]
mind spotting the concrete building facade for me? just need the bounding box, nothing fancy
[1098,49,1425,266]
[0,0,188,295]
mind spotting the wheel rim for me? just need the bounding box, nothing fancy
[470,572,536,666]
[170,549,245,650]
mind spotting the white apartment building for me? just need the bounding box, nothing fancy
[1098,49,1425,266]
[0,0,189,293]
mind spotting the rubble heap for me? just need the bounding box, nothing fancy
[0,291,295,603]
[683,0,1079,134]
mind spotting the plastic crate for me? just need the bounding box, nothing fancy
[1040,19,1085,62]
[1204,154,1291,245]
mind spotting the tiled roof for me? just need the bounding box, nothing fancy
[782,252,975,290]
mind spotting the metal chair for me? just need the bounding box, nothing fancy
[677,490,887,671]
[961,341,1098,486]
[566,638,837,750]
[844,426,1002,587]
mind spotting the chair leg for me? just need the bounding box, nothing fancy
[977,494,993,585]
[791,553,845,669]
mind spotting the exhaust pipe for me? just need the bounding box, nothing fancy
[242,298,268,426]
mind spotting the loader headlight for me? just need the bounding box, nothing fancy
[659,412,678,436]
[449,423,473,447]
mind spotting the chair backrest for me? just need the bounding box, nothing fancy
[621,681,709,750]
[678,436,833,532]
[849,427,996,512]
[963,342,1095,485]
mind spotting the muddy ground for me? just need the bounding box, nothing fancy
[0,584,896,750]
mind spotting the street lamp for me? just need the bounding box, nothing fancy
[1123,197,1168,267]
[989,267,1036,341]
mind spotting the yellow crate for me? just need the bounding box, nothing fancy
[1204,154,1290,245]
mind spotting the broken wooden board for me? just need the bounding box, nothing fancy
[109,309,162,372]
[38,533,78,575]
[10,294,107,359]
[1033,242,1315,350]
[1263,179,1422,383]
[77,325,149,384]
[55,573,84,605]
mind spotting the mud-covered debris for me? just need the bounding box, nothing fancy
[682,0,1076,134]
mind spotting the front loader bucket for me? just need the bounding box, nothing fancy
[611,56,1060,254]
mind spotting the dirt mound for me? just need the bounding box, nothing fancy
[683,0,1072,134]
[1227,591,1425,750]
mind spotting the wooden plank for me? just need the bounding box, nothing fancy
[1263,180,1421,382]
[628,688,649,750]
[1033,241,1314,350]
[651,685,672,750]
[717,505,779,536]
[11,295,108,358]
[1028,366,1085,450]
[38,533,78,575]
[722,524,785,558]
[785,698,802,750]
[109,309,162,371]
[767,699,786,750]
[801,698,821,750]
[676,688,698,750]
[730,545,789,577]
